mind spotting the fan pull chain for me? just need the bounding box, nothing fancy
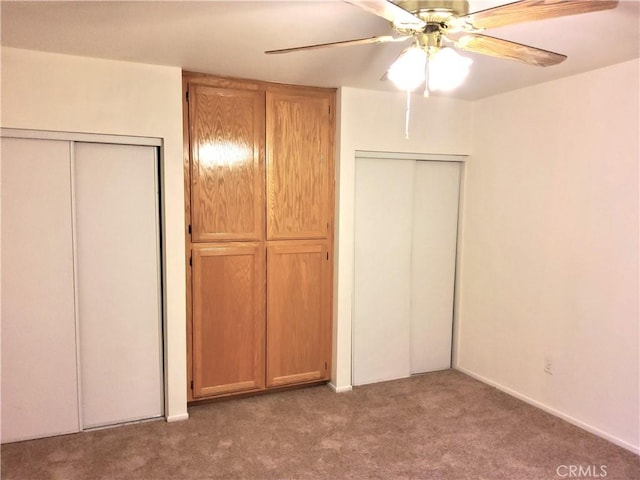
[405,89,411,140]
[424,55,430,98]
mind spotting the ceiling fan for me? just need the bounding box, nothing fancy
[265,0,618,91]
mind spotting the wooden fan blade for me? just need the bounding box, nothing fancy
[447,33,566,66]
[463,0,618,30]
[345,0,426,30]
[265,35,410,54]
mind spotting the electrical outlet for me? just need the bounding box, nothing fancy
[544,357,553,375]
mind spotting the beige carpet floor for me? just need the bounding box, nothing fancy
[2,370,638,480]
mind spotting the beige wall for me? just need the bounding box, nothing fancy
[334,87,472,389]
[456,59,640,453]
[1,47,188,421]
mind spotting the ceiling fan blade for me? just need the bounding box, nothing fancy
[463,0,618,30]
[447,33,566,67]
[345,0,426,30]
[265,35,410,55]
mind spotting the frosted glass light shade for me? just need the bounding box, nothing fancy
[428,47,473,92]
[388,47,427,92]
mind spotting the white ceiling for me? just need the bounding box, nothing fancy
[1,0,639,99]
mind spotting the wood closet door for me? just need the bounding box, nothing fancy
[266,91,331,240]
[266,241,331,387]
[189,84,264,242]
[192,243,265,397]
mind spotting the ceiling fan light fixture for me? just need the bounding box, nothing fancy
[427,47,473,92]
[387,46,427,92]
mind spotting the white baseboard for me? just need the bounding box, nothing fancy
[328,382,353,393]
[455,366,639,456]
[166,413,189,423]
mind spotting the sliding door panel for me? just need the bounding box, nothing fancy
[1,138,80,442]
[353,157,414,385]
[75,142,163,428]
[410,161,461,373]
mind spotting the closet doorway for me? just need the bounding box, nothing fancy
[1,130,165,443]
[353,152,463,386]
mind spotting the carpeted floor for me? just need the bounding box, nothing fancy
[2,370,638,480]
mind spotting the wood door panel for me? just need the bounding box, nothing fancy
[266,241,331,387]
[189,84,264,242]
[266,92,330,240]
[192,243,265,397]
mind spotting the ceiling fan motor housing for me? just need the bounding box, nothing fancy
[395,0,470,20]
[393,0,470,49]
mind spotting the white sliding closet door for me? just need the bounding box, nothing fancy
[410,161,461,374]
[74,142,163,428]
[353,155,461,386]
[353,158,415,385]
[1,138,80,442]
